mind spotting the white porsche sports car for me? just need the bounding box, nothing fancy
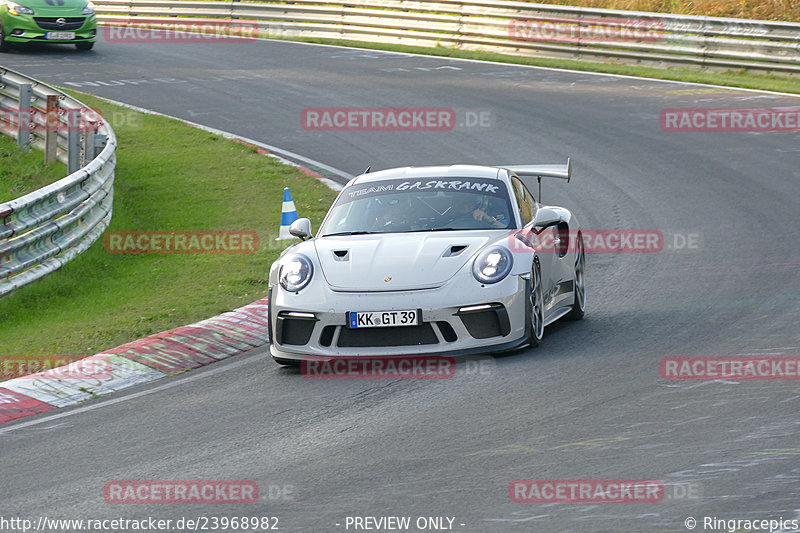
[267,161,585,365]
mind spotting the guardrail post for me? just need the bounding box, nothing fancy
[68,109,82,174]
[94,134,108,159]
[44,95,59,164]
[84,126,95,167]
[84,112,104,164]
[17,83,33,150]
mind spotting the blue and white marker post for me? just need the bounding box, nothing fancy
[276,187,300,240]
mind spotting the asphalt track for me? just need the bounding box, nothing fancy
[2,34,800,533]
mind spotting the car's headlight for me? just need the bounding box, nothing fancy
[279,254,313,292]
[472,246,513,284]
[8,2,35,15]
[82,2,95,14]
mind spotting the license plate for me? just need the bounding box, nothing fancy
[348,310,418,328]
[46,32,76,40]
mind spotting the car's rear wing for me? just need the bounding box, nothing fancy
[502,158,571,182]
[497,158,571,201]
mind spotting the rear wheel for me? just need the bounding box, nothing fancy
[76,41,94,51]
[526,259,545,348]
[566,234,586,320]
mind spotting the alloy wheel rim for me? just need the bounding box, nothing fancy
[574,238,586,310]
[531,263,544,339]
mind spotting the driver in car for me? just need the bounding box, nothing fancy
[450,195,507,229]
[373,197,411,231]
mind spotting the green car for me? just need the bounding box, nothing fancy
[0,0,96,52]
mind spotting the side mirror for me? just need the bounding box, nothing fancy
[289,218,313,240]
[533,208,561,229]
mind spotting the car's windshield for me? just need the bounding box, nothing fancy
[319,177,516,236]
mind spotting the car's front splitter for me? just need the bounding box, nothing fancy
[268,273,531,361]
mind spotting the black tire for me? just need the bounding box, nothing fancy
[0,26,10,53]
[76,41,94,51]
[526,259,545,348]
[565,233,586,320]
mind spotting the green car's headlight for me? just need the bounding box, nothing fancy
[82,2,95,14]
[8,2,35,15]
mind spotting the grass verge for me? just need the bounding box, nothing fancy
[0,135,68,203]
[0,91,338,361]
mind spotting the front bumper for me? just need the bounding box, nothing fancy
[269,274,530,361]
[3,14,96,43]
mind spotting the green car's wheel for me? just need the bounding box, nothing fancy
[76,41,94,51]
[0,25,11,53]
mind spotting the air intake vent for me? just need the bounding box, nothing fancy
[34,17,86,30]
[443,245,468,257]
[337,324,438,347]
[332,250,349,261]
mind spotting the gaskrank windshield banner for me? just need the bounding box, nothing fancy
[339,177,508,204]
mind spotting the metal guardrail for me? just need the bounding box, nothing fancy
[92,0,800,75]
[0,66,117,297]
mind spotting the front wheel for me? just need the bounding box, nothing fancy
[0,26,11,53]
[76,41,94,51]
[526,259,545,348]
[565,233,586,320]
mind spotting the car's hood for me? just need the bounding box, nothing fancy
[313,232,495,291]
[15,0,88,16]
